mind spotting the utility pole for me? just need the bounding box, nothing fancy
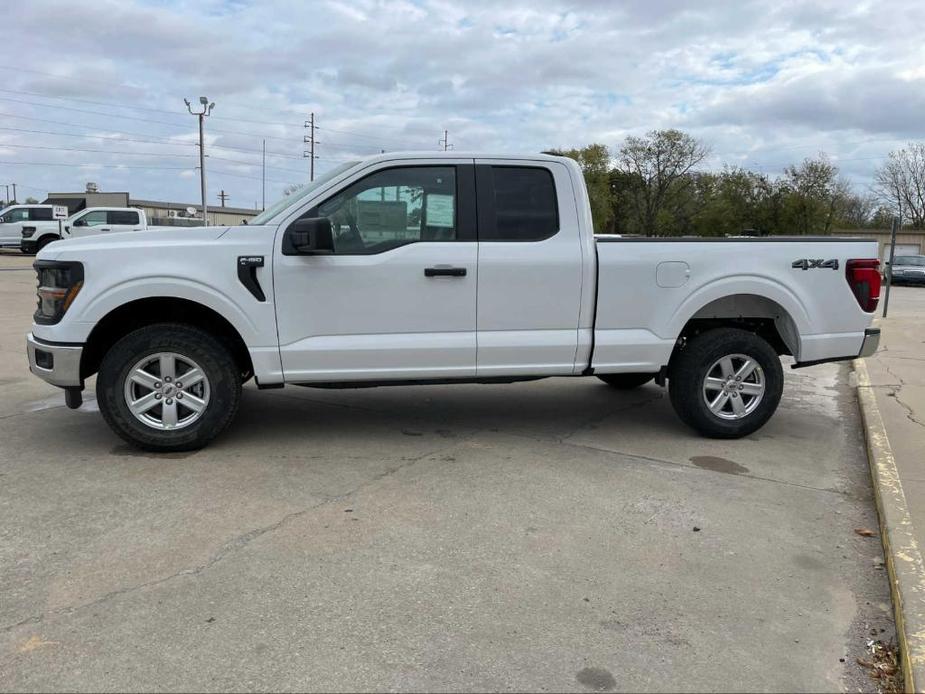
[439,129,453,151]
[11,183,15,203]
[185,96,215,226]
[3,185,8,204]
[217,190,229,207]
[304,112,317,181]
[262,139,266,210]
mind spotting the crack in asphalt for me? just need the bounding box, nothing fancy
[881,361,925,430]
[0,439,463,636]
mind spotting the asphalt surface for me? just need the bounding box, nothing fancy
[0,250,895,692]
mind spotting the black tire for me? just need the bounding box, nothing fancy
[597,372,656,389]
[96,323,242,452]
[668,328,783,439]
[36,235,58,252]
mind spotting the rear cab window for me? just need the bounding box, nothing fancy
[476,165,559,241]
[108,210,140,225]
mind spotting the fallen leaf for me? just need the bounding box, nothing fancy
[19,635,58,653]
[855,528,877,537]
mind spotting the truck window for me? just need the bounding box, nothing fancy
[309,166,458,254]
[76,211,108,227]
[108,210,139,225]
[29,208,54,221]
[3,208,29,223]
[477,166,559,241]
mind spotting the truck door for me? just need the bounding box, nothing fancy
[69,210,108,237]
[108,209,143,233]
[0,207,29,246]
[273,162,478,382]
[473,160,584,376]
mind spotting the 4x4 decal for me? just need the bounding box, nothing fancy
[792,258,839,271]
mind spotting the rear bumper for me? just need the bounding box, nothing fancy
[858,327,880,358]
[26,333,83,387]
[792,328,880,369]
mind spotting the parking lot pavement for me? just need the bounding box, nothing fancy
[0,250,895,692]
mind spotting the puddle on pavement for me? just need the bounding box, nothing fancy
[689,455,749,475]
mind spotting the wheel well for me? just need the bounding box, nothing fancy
[80,297,254,381]
[675,294,799,357]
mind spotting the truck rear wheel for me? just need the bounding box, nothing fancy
[597,372,656,389]
[668,328,783,439]
[96,323,242,452]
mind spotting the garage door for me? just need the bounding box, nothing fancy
[884,243,920,260]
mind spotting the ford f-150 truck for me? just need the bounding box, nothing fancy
[20,207,148,254]
[0,204,55,249]
[25,152,882,451]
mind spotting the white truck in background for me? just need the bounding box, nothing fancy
[20,207,148,254]
[25,152,882,452]
[0,204,55,249]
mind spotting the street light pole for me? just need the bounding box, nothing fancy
[185,97,215,226]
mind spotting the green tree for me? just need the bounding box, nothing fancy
[614,129,710,236]
[779,156,848,234]
[549,144,615,232]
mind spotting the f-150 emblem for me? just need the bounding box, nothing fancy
[792,258,839,271]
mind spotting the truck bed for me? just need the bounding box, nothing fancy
[591,235,880,373]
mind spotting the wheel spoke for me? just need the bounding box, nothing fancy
[705,376,726,390]
[179,367,204,388]
[129,391,160,415]
[730,394,746,416]
[180,393,206,414]
[129,368,159,390]
[734,358,758,381]
[161,400,179,428]
[709,391,730,414]
[159,354,176,381]
[719,357,735,378]
[740,382,763,396]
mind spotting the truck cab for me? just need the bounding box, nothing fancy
[0,205,55,249]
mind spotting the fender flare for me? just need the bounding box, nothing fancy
[663,274,812,341]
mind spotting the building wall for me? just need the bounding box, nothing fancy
[833,229,925,259]
[130,200,258,227]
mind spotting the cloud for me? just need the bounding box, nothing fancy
[1,0,922,203]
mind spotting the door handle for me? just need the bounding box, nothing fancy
[424,267,467,277]
[100,227,111,231]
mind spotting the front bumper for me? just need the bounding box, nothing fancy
[858,327,880,358]
[26,333,83,387]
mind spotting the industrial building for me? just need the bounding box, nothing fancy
[41,187,258,226]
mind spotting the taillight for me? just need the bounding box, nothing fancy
[845,259,881,313]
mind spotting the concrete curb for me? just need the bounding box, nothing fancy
[854,357,925,693]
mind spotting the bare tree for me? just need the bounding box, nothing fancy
[874,143,925,229]
[615,129,710,235]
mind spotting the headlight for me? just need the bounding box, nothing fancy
[34,260,83,325]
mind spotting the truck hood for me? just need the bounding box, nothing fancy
[38,226,230,260]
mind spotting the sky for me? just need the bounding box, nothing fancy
[1,0,923,209]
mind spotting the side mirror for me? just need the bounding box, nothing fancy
[72,218,87,227]
[282,217,334,255]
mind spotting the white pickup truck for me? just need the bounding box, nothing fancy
[25,152,882,451]
[0,204,55,249]
[20,207,148,254]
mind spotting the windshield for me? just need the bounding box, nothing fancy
[250,161,359,225]
[895,256,925,266]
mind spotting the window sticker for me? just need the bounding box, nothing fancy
[425,194,454,228]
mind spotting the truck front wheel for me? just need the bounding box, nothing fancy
[668,328,783,439]
[96,324,242,452]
